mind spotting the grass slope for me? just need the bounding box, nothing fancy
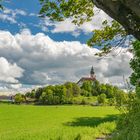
[0,104,119,140]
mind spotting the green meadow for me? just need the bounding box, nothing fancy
[0,104,119,140]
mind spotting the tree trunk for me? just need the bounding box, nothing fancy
[92,0,140,40]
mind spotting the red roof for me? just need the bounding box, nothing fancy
[77,77,96,84]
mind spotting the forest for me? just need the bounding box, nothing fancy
[14,80,134,107]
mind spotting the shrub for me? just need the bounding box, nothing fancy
[81,98,88,105]
[108,98,116,106]
[14,93,25,104]
[81,89,91,97]
[97,93,106,105]
[112,97,140,140]
[114,91,129,110]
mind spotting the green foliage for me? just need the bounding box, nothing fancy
[14,93,25,104]
[87,20,126,47]
[26,89,36,98]
[136,86,140,98]
[81,89,91,97]
[92,80,100,96]
[23,80,126,106]
[108,98,116,106]
[104,84,114,98]
[64,82,73,98]
[35,88,43,100]
[130,41,140,86]
[114,91,129,112]
[37,83,81,105]
[71,96,97,105]
[112,41,140,140]
[97,93,106,105]
[80,98,87,105]
[112,97,140,140]
[81,81,92,95]
[39,85,67,105]
[39,0,94,25]
[74,134,82,140]
[72,83,81,97]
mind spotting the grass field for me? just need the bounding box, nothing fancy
[0,104,119,140]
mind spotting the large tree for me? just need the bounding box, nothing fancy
[92,0,140,40]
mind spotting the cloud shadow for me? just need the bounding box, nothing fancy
[64,115,119,128]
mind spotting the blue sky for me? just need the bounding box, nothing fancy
[0,0,132,93]
[0,0,92,43]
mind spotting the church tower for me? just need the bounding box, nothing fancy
[77,66,96,85]
[90,66,95,78]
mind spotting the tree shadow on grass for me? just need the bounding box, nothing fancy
[64,115,119,128]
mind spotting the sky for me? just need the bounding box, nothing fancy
[0,0,133,93]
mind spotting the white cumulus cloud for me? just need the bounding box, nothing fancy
[0,30,133,91]
[41,7,112,36]
[0,57,24,84]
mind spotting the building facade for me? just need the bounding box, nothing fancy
[77,66,96,86]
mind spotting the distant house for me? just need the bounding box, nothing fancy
[77,66,96,86]
[0,95,14,103]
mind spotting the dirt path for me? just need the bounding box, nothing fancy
[96,137,106,140]
[96,134,112,140]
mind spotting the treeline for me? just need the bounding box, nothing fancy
[14,80,135,106]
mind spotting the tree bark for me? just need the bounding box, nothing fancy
[92,0,140,40]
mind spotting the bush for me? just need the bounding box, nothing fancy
[114,91,129,110]
[112,97,140,140]
[14,94,25,104]
[81,98,88,105]
[97,93,106,105]
[81,89,91,97]
[108,98,116,106]
[39,92,48,104]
